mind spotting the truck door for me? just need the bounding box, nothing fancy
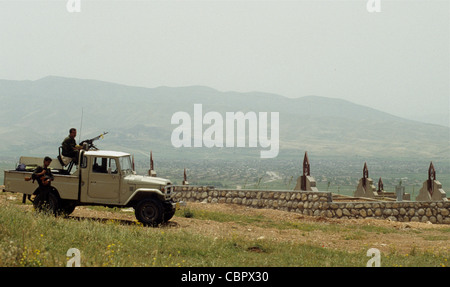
[87,157,120,204]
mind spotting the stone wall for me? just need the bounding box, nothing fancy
[172,186,450,224]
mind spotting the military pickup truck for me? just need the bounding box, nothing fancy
[2,149,180,226]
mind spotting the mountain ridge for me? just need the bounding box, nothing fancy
[5,75,444,126]
[0,76,448,160]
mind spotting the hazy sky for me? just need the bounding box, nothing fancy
[0,0,449,123]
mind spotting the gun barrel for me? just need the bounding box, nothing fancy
[82,132,108,144]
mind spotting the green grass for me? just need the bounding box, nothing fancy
[0,201,449,267]
[0,203,361,267]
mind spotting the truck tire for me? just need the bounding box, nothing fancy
[59,200,77,216]
[33,191,60,215]
[163,202,176,222]
[135,198,163,227]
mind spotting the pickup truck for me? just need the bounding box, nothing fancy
[2,149,179,226]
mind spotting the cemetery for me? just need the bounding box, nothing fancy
[172,153,450,224]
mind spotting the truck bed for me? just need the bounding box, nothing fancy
[3,170,79,200]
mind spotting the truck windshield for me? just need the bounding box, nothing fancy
[119,156,133,175]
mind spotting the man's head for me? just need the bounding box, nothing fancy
[43,156,52,168]
[69,128,77,139]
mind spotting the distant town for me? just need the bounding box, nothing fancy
[132,157,449,199]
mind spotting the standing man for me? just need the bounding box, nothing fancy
[62,128,82,164]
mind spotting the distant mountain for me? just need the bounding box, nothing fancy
[404,112,450,128]
[0,76,448,160]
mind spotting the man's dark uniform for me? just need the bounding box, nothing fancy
[33,165,54,188]
[32,162,54,197]
[61,136,79,164]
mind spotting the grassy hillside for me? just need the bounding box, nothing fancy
[1,194,449,267]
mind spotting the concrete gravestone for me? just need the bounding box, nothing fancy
[416,162,447,202]
[294,152,318,192]
[354,162,377,198]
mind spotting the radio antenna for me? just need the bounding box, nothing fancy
[79,107,84,142]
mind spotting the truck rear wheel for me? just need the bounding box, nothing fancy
[59,200,77,216]
[33,191,60,215]
[135,198,163,227]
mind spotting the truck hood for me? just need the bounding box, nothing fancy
[124,174,172,186]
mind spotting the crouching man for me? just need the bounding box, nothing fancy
[32,156,54,188]
[25,156,56,212]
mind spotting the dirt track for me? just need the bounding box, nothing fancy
[1,191,449,255]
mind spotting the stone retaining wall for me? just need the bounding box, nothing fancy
[172,186,450,224]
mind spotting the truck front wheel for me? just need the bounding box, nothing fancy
[135,198,163,227]
[163,202,176,222]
